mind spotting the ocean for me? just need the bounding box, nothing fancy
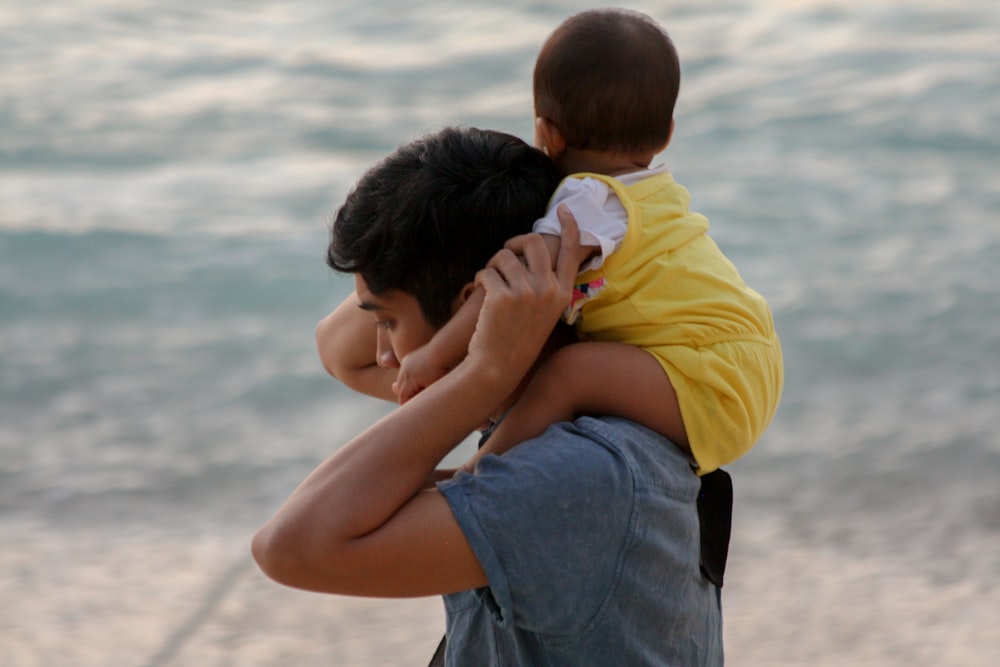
[1,1,998,665]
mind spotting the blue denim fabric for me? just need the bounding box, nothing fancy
[437,416,723,666]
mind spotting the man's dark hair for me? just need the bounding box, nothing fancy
[533,8,680,154]
[327,127,563,328]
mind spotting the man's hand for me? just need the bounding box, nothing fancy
[468,205,581,378]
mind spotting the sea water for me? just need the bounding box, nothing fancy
[1,1,998,665]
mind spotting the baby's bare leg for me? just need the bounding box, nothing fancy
[465,342,687,470]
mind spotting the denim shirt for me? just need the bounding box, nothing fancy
[437,416,723,666]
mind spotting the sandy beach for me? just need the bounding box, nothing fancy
[4,510,996,667]
[2,522,446,667]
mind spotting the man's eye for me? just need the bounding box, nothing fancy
[375,320,392,330]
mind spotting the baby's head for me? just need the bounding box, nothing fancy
[533,8,679,160]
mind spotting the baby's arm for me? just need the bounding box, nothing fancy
[463,341,689,471]
[316,292,398,402]
[394,288,483,403]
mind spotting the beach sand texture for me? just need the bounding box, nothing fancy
[3,515,997,666]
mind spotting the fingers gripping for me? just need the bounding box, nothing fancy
[553,204,581,289]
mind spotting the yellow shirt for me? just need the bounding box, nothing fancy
[568,171,783,473]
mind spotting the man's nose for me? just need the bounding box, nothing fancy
[376,328,399,369]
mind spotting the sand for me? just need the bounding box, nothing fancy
[4,515,997,666]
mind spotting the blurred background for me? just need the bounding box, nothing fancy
[1,1,998,665]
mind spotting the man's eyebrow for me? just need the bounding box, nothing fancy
[357,300,383,312]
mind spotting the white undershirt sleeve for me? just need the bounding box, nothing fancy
[532,177,628,273]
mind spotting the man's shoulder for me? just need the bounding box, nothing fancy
[497,417,698,497]
[440,418,646,514]
[562,417,700,493]
[439,416,698,520]
[473,418,633,488]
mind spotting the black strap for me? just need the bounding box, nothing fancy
[696,468,733,588]
[427,635,447,667]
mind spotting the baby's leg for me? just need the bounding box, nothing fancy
[465,342,687,470]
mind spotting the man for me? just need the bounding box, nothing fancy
[252,127,724,665]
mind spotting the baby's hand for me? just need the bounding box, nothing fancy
[393,346,450,404]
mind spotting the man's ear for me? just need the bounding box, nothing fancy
[451,282,478,314]
[535,117,567,159]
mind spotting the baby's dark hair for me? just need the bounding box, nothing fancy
[534,8,680,154]
[327,127,562,328]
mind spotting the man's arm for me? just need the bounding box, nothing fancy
[252,223,580,597]
[315,292,398,402]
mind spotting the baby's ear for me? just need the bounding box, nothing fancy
[660,119,676,152]
[535,117,567,158]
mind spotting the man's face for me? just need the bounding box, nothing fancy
[355,274,438,371]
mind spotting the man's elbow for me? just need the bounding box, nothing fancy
[251,522,358,593]
[314,322,371,388]
[315,317,341,379]
[252,522,319,590]
[251,524,298,586]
